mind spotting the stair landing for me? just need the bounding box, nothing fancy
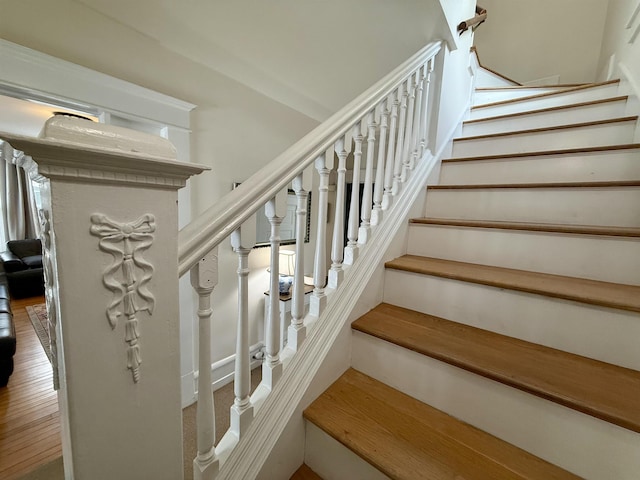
[304,368,581,480]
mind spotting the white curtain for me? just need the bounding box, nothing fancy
[0,141,38,249]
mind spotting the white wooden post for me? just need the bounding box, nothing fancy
[328,136,348,289]
[344,122,363,265]
[263,193,286,389]
[288,173,307,350]
[371,99,389,225]
[382,92,399,209]
[230,223,255,440]
[191,250,219,480]
[311,152,330,316]
[401,74,417,182]
[392,82,408,195]
[1,116,206,480]
[358,111,377,244]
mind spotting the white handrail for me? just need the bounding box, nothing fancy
[177,40,443,276]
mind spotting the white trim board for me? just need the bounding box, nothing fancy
[0,39,195,129]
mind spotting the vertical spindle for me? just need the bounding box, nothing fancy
[382,92,399,209]
[328,137,348,289]
[263,197,283,389]
[372,99,389,224]
[420,59,435,157]
[392,82,408,195]
[230,228,254,439]
[401,74,417,183]
[191,250,219,480]
[358,111,377,244]
[344,122,363,265]
[311,153,330,316]
[288,173,307,350]
[410,67,425,169]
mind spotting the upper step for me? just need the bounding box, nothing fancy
[304,368,581,480]
[440,144,640,185]
[469,80,620,120]
[472,86,585,106]
[463,96,628,136]
[353,303,640,433]
[385,255,640,313]
[451,117,637,157]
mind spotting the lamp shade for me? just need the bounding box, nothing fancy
[279,250,296,277]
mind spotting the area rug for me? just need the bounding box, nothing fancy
[26,303,52,363]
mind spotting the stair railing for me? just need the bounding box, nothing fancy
[178,40,444,478]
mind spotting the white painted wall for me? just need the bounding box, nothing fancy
[0,0,457,405]
[597,0,640,97]
[473,0,610,84]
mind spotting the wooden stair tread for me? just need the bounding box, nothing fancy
[475,84,590,91]
[304,368,581,480]
[429,180,640,189]
[471,79,620,110]
[443,144,640,163]
[290,464,322,480]
[385,255,640,313]
[353,303,640,433]
[454,116,638,142]
[409,218,640,237]
[464,96,628,125]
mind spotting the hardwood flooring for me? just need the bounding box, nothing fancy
[0,296,61,480]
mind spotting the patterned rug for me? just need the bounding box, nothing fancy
[26,303,52,363]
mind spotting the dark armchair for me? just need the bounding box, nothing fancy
[0,239,45,298]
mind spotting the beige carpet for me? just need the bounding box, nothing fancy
[19,368,263,480]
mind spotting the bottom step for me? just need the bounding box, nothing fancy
[304,368,580,480]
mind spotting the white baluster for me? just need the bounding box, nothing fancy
[420,59,435,157]
[392,82,408,195]
[344,122,363,264]
[311,152,330,316]
[371,99,389,224]
[230,226,255,439]
[328,136,348,289]
[263,196,284,389]
[382,92,399,209]
[358,111,377,244]
[288,173,307,351]
[410,67,425,169]
[191,250,219,480]
[401,74,417,183]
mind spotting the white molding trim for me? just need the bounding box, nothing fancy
[619,62,640,102]
[626,1,640,29]
[0,39,195,129]
[216,98,470,479]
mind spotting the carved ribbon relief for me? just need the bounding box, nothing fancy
[90,214,156,383]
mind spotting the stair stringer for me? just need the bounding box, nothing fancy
[216,122,458,480]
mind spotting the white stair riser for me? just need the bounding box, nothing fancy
[469,84,620,120]
[472,87,571,106]
[382,269,640,370]
[452,121,635,157]
[463,100,627,136]
[407,225,640,285]
[476,69,517,88]
[440,150,640,184]
[425,187,640,227]
[352,331,640,480]
[304,422,390,480]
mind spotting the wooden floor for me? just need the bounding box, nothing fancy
[0,295,62,480]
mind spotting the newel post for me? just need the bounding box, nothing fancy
[0,117,207,480]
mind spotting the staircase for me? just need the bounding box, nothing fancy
[300,73,640,479]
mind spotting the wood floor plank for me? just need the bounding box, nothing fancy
[290,463,323,480]
[353,303,640,433]
[385,255,640,313]
[0,295,61,480]
[305,368,580,480]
